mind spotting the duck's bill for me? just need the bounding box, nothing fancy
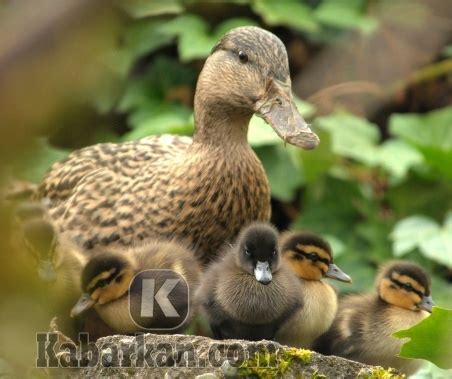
[71,293,95,317]
[38,260,57,283]
[418,295,434,313]
[254,260,272,284]
[325,263,352,283]
[254,80,319,150]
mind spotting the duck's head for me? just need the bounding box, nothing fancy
[281,231,352,283]
[195,26,319,149]
[21,217,58,282]
[70,252,135,317]
[377,261,433,313]
[234,222,280,285]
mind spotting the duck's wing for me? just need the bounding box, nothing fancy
[37,135,192,206]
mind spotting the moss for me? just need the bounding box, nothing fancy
[238,347,312,378]
[357,366,405,379]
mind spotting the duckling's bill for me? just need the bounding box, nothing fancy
[254,79,319,150]
[71,293,95,317]
[254,260,272,284]
[325,263,352,283]
[419,295,433,313]
[37,259,57,282]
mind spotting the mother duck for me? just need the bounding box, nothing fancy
[37,26,319,264]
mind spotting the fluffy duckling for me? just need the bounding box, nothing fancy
[275,231,351,348]
[21,217,86,294]
[313,261,433,376]
[195,222,302,341]
[71,240,201,334]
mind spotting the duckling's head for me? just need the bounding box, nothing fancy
[70,252,135,317]
[234,222,280,285]
[21,218,58,282]
[377,261,433,313]
[281,231,352,283]
[196,26,319,149]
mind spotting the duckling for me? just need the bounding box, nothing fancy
[21,217,86,291]
[275,231,351,348]
[313,261,433,376]
[195,222,302,341]
[70,240,201,334]
[35,26,319,264]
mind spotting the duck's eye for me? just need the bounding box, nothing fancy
[308,253,319,262]
[238,51,248,63]
[272,250,277,257]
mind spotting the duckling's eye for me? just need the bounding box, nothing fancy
[402,283,413,291]
[308,253,319,262]
[245,249,251,257]
[272,250,277,257]
[238,51,248,63]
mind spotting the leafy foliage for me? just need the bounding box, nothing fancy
[6,0,451,373]
[393,307,452,369]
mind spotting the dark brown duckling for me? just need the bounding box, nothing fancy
[36,26,319,264]
[71,240,201,335]
[275,231,351,348]
[195,222,302,341]
[313,261,433,376]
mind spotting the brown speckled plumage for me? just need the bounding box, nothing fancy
[313,261,432,376]
[36,27,319,264]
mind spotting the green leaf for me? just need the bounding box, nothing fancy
[252,0,319,33]
[255,144,303,201]
[122,103,193,140]
[317,112,424,180]
[377,139,424,180]
[390,213,452,267]
[298,130,335,184]
[390,107,452,178]
[391,215,439,256]
[12,139,69,183]
[393,307,452,369]
[117,0,183,18]
[314,0,378,32]
[316,112,379,165]
[159,14,212,61]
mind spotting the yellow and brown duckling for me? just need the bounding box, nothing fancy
[36,26,319,264]
[195,222,302,341]
[71,240,201,335]
[313,261,433,376]
[275,231,351,348]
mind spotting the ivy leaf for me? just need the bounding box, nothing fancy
[377,139,424,181]
[393,307,452,369]
[255,144,303,201]
[314,0,378,32]
[252,0,319,33]
[316,112,379,165]
[159,14,212,61]
[390,107,452,178]
[391,213,452,268]
[117,0,183,18]
[122,103,193,140]
[390,215,439,256]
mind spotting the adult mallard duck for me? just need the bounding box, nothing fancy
[37,26,319,264]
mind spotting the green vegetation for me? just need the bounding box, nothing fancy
[1,0,451,376]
